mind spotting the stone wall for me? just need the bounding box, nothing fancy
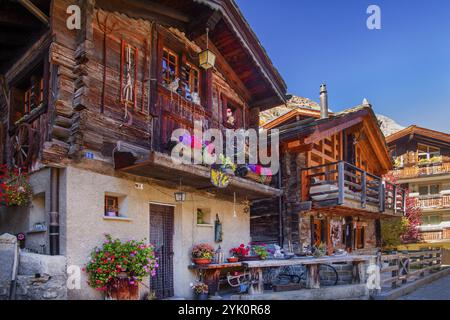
[13,252,67,300]
[0,234,67,300]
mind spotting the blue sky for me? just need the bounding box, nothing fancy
[236,0,450,132]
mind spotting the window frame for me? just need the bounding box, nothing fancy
[161,47,179,85]
[185,62,201,97]
[419,184,440,196]
[104,195,119,217]
[418,144,440,162]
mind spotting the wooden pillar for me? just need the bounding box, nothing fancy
[375,219,382,248]
[310,215,315,247]
[305,264,320,289]
[249,107,260,131]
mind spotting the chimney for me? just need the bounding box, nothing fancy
[320,84,329,119]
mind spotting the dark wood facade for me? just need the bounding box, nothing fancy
[0,0,286,199]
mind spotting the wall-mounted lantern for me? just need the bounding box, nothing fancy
[199,27,216,70]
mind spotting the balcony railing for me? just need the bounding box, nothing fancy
[301,161,405,214]
[414,194,450,210]
[392,161,450,180]
[421,231,443,241]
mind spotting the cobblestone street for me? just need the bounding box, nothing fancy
[397,274,450,300]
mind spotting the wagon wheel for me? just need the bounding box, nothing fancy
[11,123,36,168]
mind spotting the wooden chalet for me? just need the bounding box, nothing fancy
[0,0,287,299]
[251,87,406,254]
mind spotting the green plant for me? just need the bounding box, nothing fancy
[252,245,269,260]
[84,234,158,291]
[381,217,409,249]
[191,282,208,295]
[313,242,327,258]
[192,243,214,259]
[219,154,236,172]
[430,156,442,163]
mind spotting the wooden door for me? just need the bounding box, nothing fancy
[149,203,174,299]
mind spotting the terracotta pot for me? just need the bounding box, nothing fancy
[227,257,239,263]
[193,258,212,265]
[106,274,139,300]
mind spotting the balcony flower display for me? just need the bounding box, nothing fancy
[0,165,33,207]
[85,234,158,300]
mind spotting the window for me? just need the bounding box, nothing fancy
[196,208,212,225]
[389,146,397,159]
[162,48,178,85]
[419,184,440,196]
[418,144,440,162]
[105,195,119,217]
[422,215,441,225]
[355,227,365,249]
[185,62,200,95]
[22,77,44,114]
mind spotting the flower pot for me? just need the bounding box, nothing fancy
[196,293,209,300]
[227,257,239,263]
[193,258,212,265]
[106,274,140,300]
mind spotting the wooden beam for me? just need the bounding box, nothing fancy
[0,10,40,28]
[4,31,52,85]
[305,117,363,145]
[96,0,190,30]
[18,0,49,26]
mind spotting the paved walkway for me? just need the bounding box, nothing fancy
[397,274,450,300]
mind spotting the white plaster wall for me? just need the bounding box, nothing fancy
[0,168,51,254]
[64,166,249,300]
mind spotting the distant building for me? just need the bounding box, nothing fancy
[387,125,450,247]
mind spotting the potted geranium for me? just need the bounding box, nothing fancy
[192,243,214,265]
[191,282,209,300]
[85,234,158,300]
[230,244,260,261]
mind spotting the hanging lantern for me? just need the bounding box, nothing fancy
[199,28,216,70]
[174,191,186,202]
[174,179,186,202]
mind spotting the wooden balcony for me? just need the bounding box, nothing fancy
[392,162,450,180]
[115,151,281,200]
[421,231,444,242]
[414,194,450,210]
[300,161,405,217]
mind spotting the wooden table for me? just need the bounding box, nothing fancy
[189,262,243,295]
[242,255,373,294]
